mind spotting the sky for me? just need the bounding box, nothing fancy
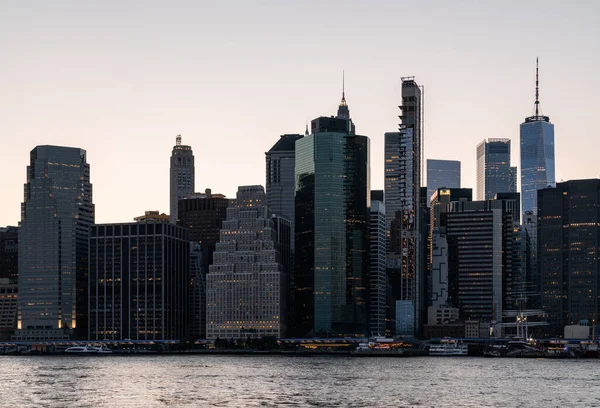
[1,0,599,226]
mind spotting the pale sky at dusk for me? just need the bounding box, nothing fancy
[1,0,599,226]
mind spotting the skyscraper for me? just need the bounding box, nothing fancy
[446,196,519,335]
[266,134,303,251]
[15,146,94,341]
[170,135,195,223]
[520,58,555,219]
[476,139,516,201]
[384,77,423,335]
[538,179,600,336]
[426,159,461,206]
[89,219,190,340]
[369,192,387,336]
[206,186,288,339]
[295,89,370,337]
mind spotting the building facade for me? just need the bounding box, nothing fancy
[0,227,18,283]
[384,77,424,336]
[266,134,303,251]
[206,186,288,339]
[369,196,387,336]
[295,111,370,337]
[0,279,17,341]
[426,159,461,206]
[476,139,516,201]
[446,197,519,335]
[520,59,555,219]
[15,146,94,341]
[89,221,190,340]
[170,135,195,223]
[538,180,600,336]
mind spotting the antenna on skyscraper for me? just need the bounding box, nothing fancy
[535,57,540,117]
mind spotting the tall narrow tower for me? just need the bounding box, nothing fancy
[170,135,195,223]
[520,58,555,218]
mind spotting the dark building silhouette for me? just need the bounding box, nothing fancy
[89,221,190,340]
[0,227,18,283]
[538,179,600,336]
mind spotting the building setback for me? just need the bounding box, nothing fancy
[206,186,287,339]
[476,139,517,201]
[170,135,195,223]
[538,179,600,337]
[15,146,94,341]
[0,227,18,283]
[385,77,423,336]
[426,159,461,206]
[177,190,229,339]
[89,221,190,340]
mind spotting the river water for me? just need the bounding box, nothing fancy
[0,355,598,407]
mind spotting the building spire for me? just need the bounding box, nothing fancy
[535,57,540,117]
[176,134,182,146]
[336,70,351,120]
[305,122,309,136]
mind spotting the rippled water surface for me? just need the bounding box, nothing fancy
[1,355,599,407]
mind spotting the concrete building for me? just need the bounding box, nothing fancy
[295,94,370,337]
[369,195,387,336]
[476,139,517,201]
[170,135,195,223]
[89,221,190,340]
[14,146,94,341]
[384,77,423,336]
[426,159,461,206]
[0,227,18,283]
[206,186,288,339]
[427,305,460,325]
[538,179,600,336]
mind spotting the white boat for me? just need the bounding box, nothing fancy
[65,344,112,354]
[429,341,468,356]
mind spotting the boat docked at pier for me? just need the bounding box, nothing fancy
[429,340,468,356]
[65,344,112,354]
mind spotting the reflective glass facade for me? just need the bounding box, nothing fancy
[426,159,461,206]
[476,139,516,201]
[295,117,370,337]
[520,118,555,218]
[17,146,93,340]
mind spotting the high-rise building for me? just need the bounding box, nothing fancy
[206,186,288,339]
[538,180,600,336]
[428,188,473,309]
[89,220,190,340]
[0,227,18,283]
[266,134,303,250]
[384,77,423,335]
[369,192,387,336]
[476,139,516,201]
[178,190,229,339]
[521,58,555,219]
[426,159,461,206]
[14,146,93,341]
[295,89,370,337]
[446,195,519,335]
[522,210,538,308]
[170,135,195,223]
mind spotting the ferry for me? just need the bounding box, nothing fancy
[429,340,468,356]
[65,344,112,354]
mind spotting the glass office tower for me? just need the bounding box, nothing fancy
[426,159,461,206]
[295,115,370,338]
[476,139,516,201]
[15,146,94,340]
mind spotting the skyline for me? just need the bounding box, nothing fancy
[2,1,600,227]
